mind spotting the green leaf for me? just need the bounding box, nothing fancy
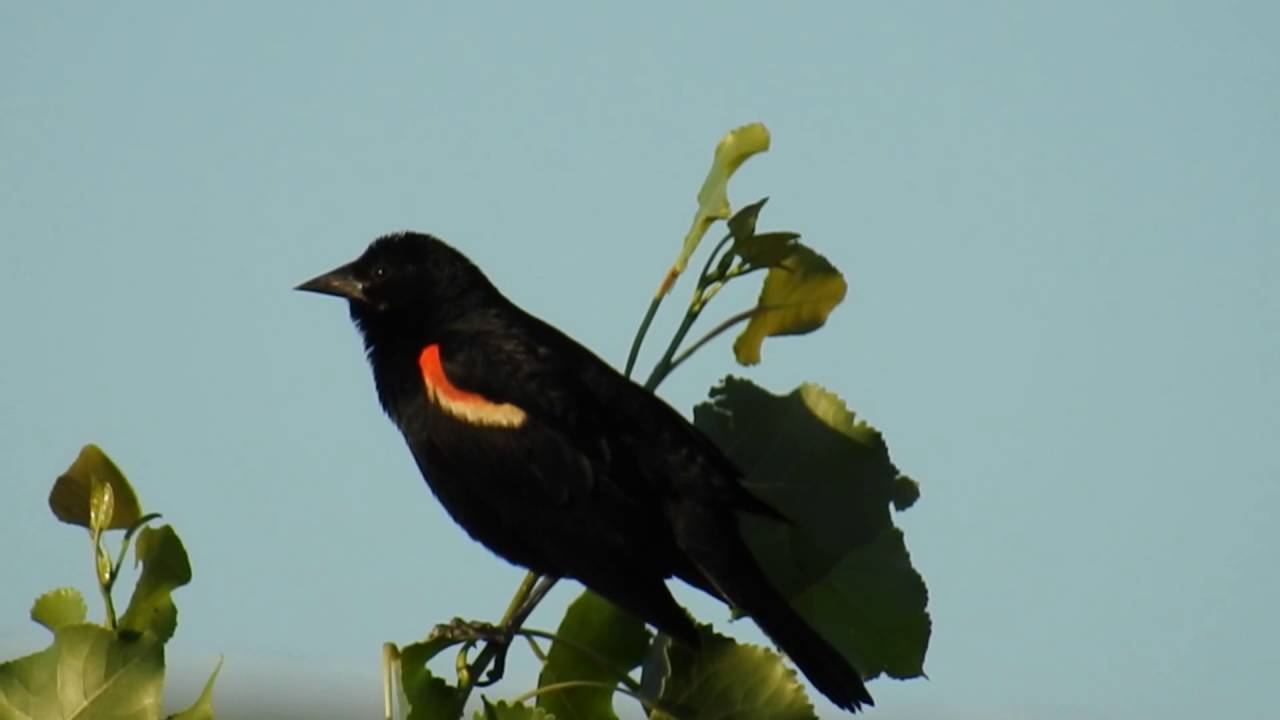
[653,627,815,720]
[536,591,649,720]
[30,588,87,634]
[398,638,464,720]
[733,231,801,269]
[49,445,143,531]
[726,197,770,245]
[167,658,222,720]
[662,123,771,295]
[693,377,930,680]
[0,624,164,720]
[732,245,847,365]
[119,525,193,642]
[476,699,554,720]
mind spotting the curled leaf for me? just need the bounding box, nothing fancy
[663,123,771,295]
[119,525,192,641]
[89,477,115,536]
[733,245,846,365]
[49,445,143,531]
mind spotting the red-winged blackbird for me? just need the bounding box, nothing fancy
[297,232,872,712]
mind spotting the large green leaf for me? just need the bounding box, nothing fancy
[693,377,930,680]
[536,591,649,720]
[732,245,846,366]
[0,624,164,720]
[30,588,87,633]
[48,445,143,531]
[650,627,815,720]
[476,700,554,720]
[119,525,193,642]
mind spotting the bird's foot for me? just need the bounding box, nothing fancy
[428,618,512,687]
[430,617,503,643]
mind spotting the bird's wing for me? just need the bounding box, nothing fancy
[438,308,785,521]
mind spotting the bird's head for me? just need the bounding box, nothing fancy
[296,232,496,329]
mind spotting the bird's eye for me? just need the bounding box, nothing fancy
[372,265,388,279]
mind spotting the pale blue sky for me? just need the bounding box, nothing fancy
[3,2,1277,718]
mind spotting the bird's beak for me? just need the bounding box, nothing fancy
[295,262,368,303]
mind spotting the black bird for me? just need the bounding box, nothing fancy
[297,231,872,712]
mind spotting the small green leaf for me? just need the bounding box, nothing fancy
[655,627,816,720]
[49,445,143,531]
[726,197,770,245]
[693,378,930,680]
[90,476,116,535]
[398,638,464,720]
[733,245,847,365]
[476,699,553,720]
[119,525,193,642]
[30,588,87,633]
[167,657,222,720]
[0,624,164,719]
[537,590,650,720]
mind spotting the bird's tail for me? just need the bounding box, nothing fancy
[673,504,873,713]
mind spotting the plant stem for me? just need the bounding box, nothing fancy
[524,634,547,663]
[499,572,539,626]
[515,628,644,694]
[665,307,758,376]
[458,575,558,702]
[509,680,648,707]
[91,532,118,629]
[643,233,738,391]
[644,310,700,391]
[624,296,664,379]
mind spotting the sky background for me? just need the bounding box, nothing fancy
[3,2,1278,718]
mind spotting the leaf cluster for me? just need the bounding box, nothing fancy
[0,445,221,720]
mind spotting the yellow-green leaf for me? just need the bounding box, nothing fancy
[733,245,847,365]
[662,123,771,295]
[48,445,143,531]
[90,476,116,535]
[0,624,164,719]
[30,588,87,633]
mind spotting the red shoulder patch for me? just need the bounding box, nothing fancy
[418,344,527,428]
